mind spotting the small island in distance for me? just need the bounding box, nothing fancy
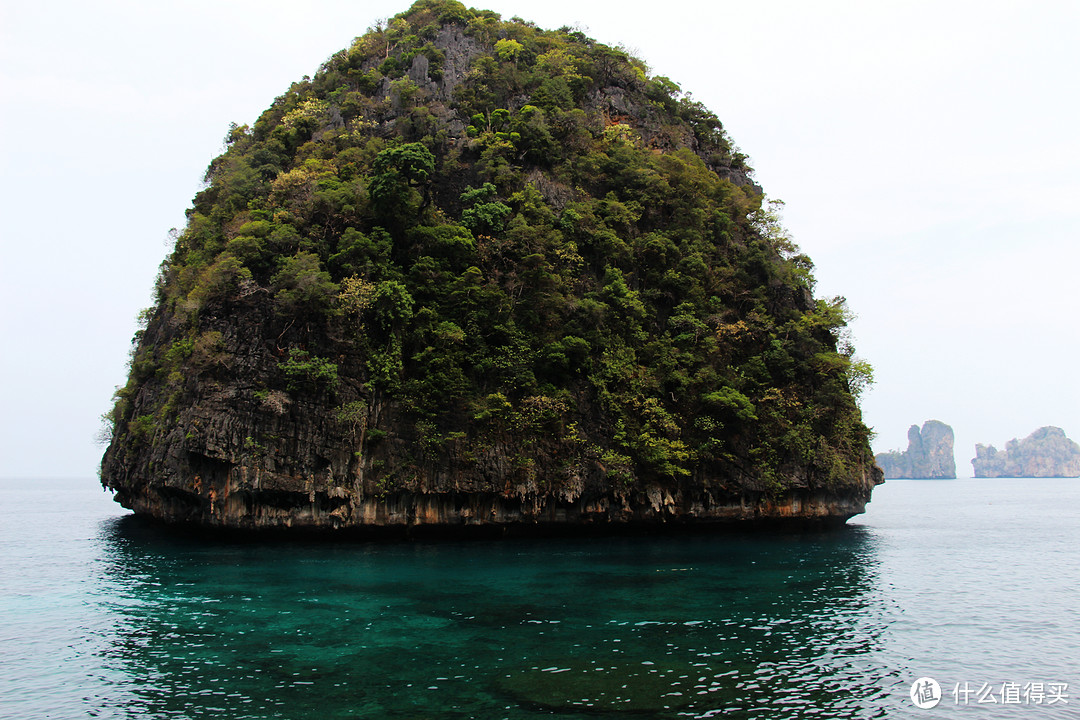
[874,420,956,479]
[972,426,1080,478]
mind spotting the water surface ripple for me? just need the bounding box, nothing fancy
[1,478,1076,718]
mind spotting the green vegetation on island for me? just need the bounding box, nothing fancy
[100,0,880,530]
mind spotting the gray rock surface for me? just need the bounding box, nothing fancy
[875,420,956,478]
[972,426,1080,478]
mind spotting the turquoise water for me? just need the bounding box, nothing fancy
[1,478,1077,718]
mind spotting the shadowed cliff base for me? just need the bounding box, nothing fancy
[112,488,869,541]
[111,472,876,537]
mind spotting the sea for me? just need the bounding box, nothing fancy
[1,476,1077,719]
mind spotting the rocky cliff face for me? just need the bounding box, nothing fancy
[875,420,956,479]
[972,427,1080,478]
[100,1,882,533]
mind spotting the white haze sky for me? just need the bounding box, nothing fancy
[2,0,1077,479]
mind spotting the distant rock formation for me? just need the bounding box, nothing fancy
[875,420,956,478]
[972,426,1080,478]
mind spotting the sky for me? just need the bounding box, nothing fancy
[1,0,1077,479]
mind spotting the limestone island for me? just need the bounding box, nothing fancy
[972,426,1080,478]
[100,0,882,535]
[875,420,956,479]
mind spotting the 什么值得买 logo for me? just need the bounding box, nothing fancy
[909,677,1069,708]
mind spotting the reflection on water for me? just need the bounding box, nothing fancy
[7,478,1080,718]
[89,517,894,719]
